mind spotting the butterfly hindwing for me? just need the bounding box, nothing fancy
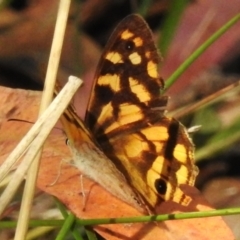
[57,95,146,213]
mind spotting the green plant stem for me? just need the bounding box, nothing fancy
[165,13,240,90]
[75,207,240,225]
[55,198,84,240]
[0,220,63,228]
[85,228,98,240]
[56,214,75,240]
[1,207,240,228]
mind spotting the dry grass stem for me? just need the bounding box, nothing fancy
[14,0,72,239]
[170,80,240,119]
[0,76,82,217]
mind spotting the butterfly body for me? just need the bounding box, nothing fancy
[58,14,198,213]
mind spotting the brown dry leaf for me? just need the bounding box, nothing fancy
[0,86,234,239]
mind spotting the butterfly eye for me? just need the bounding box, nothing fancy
[125,40,135,51]
[154,178,167,195]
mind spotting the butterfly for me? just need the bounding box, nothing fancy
[57,14,199,214]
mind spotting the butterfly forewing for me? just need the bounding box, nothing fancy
[85,14,168,138]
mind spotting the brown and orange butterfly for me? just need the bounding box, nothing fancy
[57,14,198,214]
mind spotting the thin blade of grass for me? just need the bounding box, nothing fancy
[85,228,98,240]
[25,226,57,240]
[73,207,240,226]
[169,80,240,118]
[2,206,240,228]
[165,13,240,90]
[56,213,76,240]
[55,198,85,240]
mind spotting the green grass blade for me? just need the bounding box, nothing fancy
[165,13,240,90]
[74,207,240,225]
[55,198,84,240]
[85,228,99,240]
[2,206,240,229]
[56,213,75,240]
[0,220,63,228]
